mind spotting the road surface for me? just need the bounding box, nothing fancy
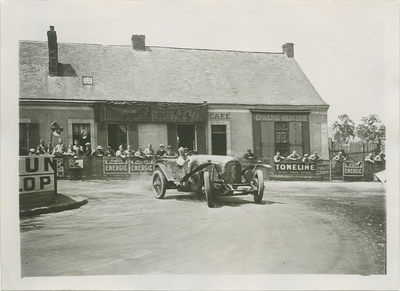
[20,180,386,276]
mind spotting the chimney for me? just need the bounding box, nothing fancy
[282,43,294,58]
[47,26,60,76]
[131,35,146,51]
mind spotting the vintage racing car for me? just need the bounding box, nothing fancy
[151,153,271,207]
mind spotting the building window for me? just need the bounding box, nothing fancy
[275,122,289,156]
[82,76,93,85]
[19,123,39,155]
[211,125,227,155]
[72,123,91,147]
[107,124,127,151]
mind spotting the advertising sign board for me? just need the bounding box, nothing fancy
[19,156,56,195]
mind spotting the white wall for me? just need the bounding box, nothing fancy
[137,123,168,150]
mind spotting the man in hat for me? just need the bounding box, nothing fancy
[156,144,166,157]
[163,145,178,158]
[104,146,116,157]
[28,148,37,156]
[244,149,256,160]
[92,145,104,157]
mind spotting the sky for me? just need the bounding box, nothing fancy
[2,0,398,128]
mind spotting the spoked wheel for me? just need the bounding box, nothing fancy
[152,170,167,199]
[203,171,215,208]
[188,162,203,192]
[253,169,264,204]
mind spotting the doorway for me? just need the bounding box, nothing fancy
[211,125,227,155]
[177,125,195,150]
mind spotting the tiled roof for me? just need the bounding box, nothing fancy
[19,41,328,106]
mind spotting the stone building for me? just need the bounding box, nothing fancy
[19,26,329,161]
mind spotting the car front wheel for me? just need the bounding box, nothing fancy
[204,171,215,208]
[152,170,167,199]
[188,162,203,193]
[253,169,264,204]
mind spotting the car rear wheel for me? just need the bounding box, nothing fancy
[152,170,167,199]
[188,162,203,192]
[204,171,214,208]
[253,169,264,204]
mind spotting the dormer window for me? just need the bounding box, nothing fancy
[82,76,93,85]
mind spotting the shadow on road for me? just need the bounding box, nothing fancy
[163,192,284,208]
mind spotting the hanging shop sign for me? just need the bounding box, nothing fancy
[343,161,364,177]
[95,103,208,123]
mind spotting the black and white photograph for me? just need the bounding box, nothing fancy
[1,0,399,290]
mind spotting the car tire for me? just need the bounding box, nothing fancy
[253,169,264,204]
[152,170,167,199]
[188,162,203,193]
[204,171,214,208]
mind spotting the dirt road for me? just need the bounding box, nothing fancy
[20,180,386,276]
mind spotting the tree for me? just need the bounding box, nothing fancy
[332,114,356,146]
[356,114,386,151]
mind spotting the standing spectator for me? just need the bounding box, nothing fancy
[36,139,47,155]
[83,142,93,157]
[144,143,155,157]
[163,145,178,158]
[65,144,77,157]
[332,151,347,162]
[92,145,104,157]
[156,144,166,157]
[244,149,256,160]
[332,151,347,175]
[104,146,115,157]
[134,147,145,159]
[52,138,66,157]
[125,145,135,157]
[365,153,375,164]
[302,154,310,164]
[46,142,53,155]
[73,139,83,156]
[309,151,322,163]
[273,151,285,163]
[287,150,301,161]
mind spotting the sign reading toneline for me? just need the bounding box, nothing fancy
[275,163,316,172]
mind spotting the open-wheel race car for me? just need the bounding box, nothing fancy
[151,153,271,207]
